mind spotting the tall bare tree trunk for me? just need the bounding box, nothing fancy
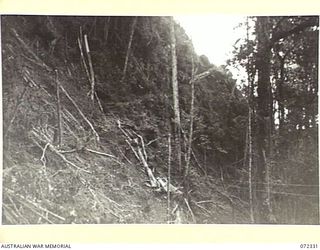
[122,16,137,82]
[167,134,172,223]
[78,27,90,83]
[255,17,275,223]
[185,56,196,181]
[84,34,95,103]
[248,107,254,223]
[246,17,255,223]
[170,17,182,172]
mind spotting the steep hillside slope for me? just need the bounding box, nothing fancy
[2,16,249,224]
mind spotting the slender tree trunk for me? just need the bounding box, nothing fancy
[248,107,254,223]
[268,82,274,157]
[77,30,90,85]
[245,17,255,223]
[277,54,286,156]
[255,17,275,223]
[104,17,111,44]
[122,16,137,82]
[167,134,172,223]
[184,56,196,181]
[170,17,182,172]
[84,34,95,102]
[278,58,285,132]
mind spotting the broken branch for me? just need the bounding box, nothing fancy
[11,28,52,72]
[31,130,92,174]
[84,148,124,165]
[5,188,65,221]
[184,198,196,223]
[58,82,100,142]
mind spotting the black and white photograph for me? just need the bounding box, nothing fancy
[1,15,319,225]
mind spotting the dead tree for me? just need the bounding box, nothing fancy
[170,17,182,172]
